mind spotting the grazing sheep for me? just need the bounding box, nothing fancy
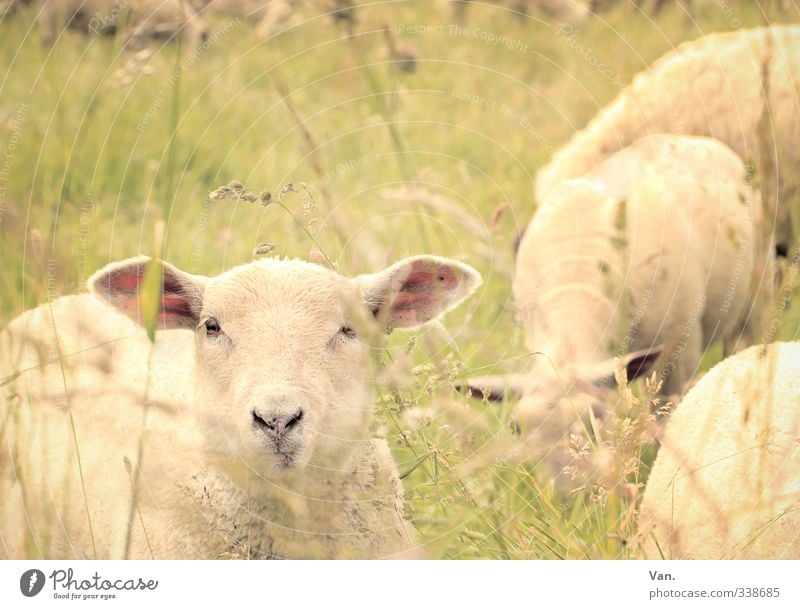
[639,341,800,559]
[37,0,208,48]
[0,254,481,559]
[536,26,800,255]
[465,134,764,467]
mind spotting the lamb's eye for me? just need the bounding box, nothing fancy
[328,326,356,349]
[203,318,221,336]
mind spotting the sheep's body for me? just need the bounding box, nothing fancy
[639,341,800,559]
[1,255,481,558]
[536,26,800,252]
[37,0,207,47]
[519,135,758,392]
[468,135,762,458]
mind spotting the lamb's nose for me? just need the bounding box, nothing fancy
[252,408,304,436]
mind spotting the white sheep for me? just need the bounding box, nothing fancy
[37,0,208,47]
[0,254,481,559]
[536,25,800,255]
[638,341,800,559]
[465,134,764,468]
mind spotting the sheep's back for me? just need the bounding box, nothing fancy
[639,341,800,559]
[0,295,198,559]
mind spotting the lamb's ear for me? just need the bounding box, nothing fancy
[358,256,482,329]
[88,256,207,330]
[457,374,526,402]
[580,346,664,390]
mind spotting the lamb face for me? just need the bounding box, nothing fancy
[191,261,373,472]
[90,255,482,475]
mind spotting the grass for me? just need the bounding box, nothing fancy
[1,0,799,559]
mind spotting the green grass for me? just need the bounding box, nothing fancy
[1,0,799,559]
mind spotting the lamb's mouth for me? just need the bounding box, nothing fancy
[271,449,300,470]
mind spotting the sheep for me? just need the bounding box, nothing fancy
[464,134,765,472]
[536,26,800,256]
[37,0,208,48]
[638,341,800,559]
[0,254,481,559]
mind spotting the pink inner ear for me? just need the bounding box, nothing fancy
[160,294,193,324]
[102,266,147,319]
[106,265,147,294]
[391,292,434,323]
[403,267,458,291]
[102,264,196,328]
[112,273,144,291]
[389,265,459,323]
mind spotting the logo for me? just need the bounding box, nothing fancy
[20,569,46,597]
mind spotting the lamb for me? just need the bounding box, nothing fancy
[638,341,800,559]
[465,134,765,468]
[0,254,481,559]
[536,26,800,255]
[37,0,208,48]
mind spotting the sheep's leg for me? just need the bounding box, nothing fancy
[661,320,704,397]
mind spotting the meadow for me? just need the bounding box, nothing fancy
[1,0,799,559]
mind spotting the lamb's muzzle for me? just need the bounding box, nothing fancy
[251,392,306,469]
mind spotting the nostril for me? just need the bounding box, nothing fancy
[252,411,265,428]
[252,411,277,431]
[285,409,304,430]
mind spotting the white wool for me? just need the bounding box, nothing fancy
[0,255,481,559]
[639,341,800,559]
[536,26,800,251]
